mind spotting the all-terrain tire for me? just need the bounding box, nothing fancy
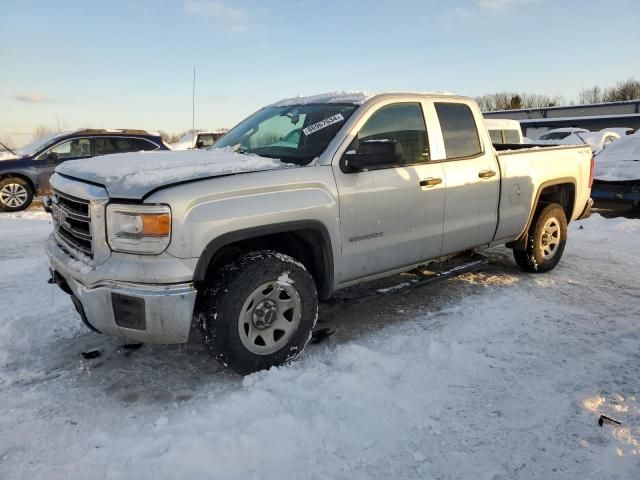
[198,250,318,375]
[0,177,34,212]
[513,203,568,273]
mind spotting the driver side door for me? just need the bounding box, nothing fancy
[333,102,446,282]
[36,138,92,189]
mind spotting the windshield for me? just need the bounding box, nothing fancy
[540,131,572,140]
[214,104,358,165]
[14,131,72,157]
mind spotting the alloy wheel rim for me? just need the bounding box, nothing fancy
[540,217,561,260]
[238,280,302,355]
[0,184,28,208]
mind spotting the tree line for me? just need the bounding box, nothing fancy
[477,78,640,112]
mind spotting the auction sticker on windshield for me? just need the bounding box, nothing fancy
[303,114,345,136]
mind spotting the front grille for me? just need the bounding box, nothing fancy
[52,189,93,258]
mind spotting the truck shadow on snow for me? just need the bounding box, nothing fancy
[67,246,523,405]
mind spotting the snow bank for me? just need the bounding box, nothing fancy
[56,147,290,197]
[594,135,640,181]
[1,212,640,479]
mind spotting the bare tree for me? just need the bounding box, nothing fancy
[604,78,640,102]
[477,92,564,111]
[578,86,603,104]
[32,117,70,140]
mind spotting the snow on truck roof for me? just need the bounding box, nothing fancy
[270,91,457,107]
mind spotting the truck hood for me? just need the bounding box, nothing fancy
[55,148,289,199]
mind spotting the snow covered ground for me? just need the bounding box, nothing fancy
[1,210,639,479]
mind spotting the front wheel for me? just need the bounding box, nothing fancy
[0,177,34,212]
[198,251,318,375]
[513,203,568,273]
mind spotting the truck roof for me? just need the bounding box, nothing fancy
[270,91,463,107]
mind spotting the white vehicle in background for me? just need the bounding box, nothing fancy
[537,127,588,141]
[560,131,620,154]
[599,127,634,137]
[170,130,228,150]
[484,119,524,144]
[591,134,640,209]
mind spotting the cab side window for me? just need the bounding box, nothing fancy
[488,130,503,144]
[112,138,137,153]
[435,102,482,159]
[504,129,521,144]
[132,138,159,151]
[356,103,429,165]
[94,138,116,156]
[49,138,91,159]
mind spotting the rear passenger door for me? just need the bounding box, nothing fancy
[334,102,446,281]
[434,102,500,255]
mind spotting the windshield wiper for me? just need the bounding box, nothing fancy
[0,141,16,156]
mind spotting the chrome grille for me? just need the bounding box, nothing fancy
[52,189,93,258]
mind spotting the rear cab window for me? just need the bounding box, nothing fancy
[434,102,482,159]
[504,129,522,144]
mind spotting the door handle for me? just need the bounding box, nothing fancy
[478,170,497,179]
[419,177,442,187]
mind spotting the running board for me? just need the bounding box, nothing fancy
[326,253,489,305]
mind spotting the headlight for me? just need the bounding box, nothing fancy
[106,204,171,254]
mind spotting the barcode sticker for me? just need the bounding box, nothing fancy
[302,113,345,136]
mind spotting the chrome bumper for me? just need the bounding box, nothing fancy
[46,235,197,344]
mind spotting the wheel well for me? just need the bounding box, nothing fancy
[538,182,575,220]
[508,181,575,251]
[195,227,333,300]
[0,173,35,193]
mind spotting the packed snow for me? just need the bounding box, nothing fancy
[595,134,640,181]
[56,147,290,198]
[1,210,639,479]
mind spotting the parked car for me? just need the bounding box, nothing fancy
[484,119,524,144]
[559,131,620,154]
[170,130,228,150]
[0,129,169,211]
[591,134,640,210]
[537,127,588,141]
[45,92,594,374]
[599,127,634,137]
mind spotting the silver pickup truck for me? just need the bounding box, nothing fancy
[45,92,594,374]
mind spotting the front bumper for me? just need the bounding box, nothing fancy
[46,235,197,344]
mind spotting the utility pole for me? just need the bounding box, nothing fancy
[192,66,196,133]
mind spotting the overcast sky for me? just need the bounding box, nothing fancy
[1,0,639,146]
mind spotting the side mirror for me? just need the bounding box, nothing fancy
[343,139,403,172]
[195,140,204,149]
[45,151,59,162]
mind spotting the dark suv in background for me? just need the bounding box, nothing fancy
[0,129,169,211]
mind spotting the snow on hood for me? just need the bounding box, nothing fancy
[0,151,20,161]
[559,132,620,153]
[55,147,289,198]
[594,135,640,181]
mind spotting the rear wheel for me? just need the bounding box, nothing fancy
[513,203,567,273]
[0,177,34,212]
[198,250,318,375]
